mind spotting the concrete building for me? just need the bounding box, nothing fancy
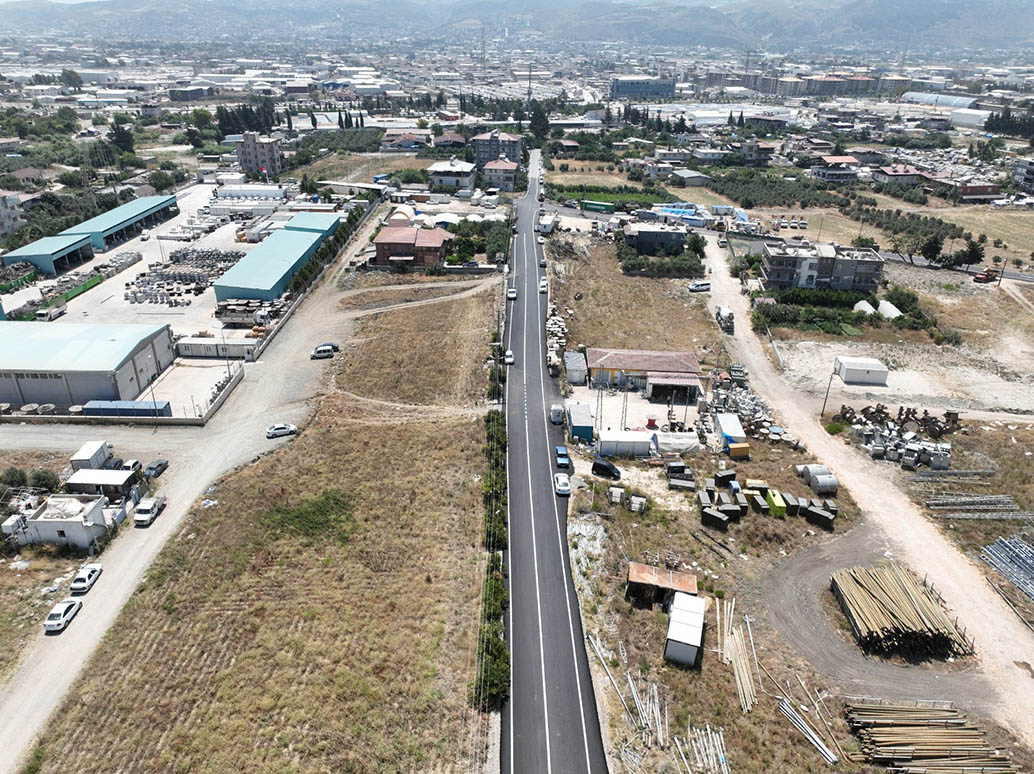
[235,132,284,176]
[671,169,711,186]
[1,494,111,550]
[428,158,476,190]
[482,159,518,192]
[761,240,884,293]
[0,190,24,237]
[811,155,859,184]
[1013,157,1034,192]
[610,75,677,100]
[472,130,522,169]
[168,86,210,101]
[0,322,174,409]
[622,222,687,255]
[872,165,926,186]
[371,226,453,267]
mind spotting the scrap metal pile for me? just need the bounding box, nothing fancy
[835,404,963,471]
[701,381,802,450]
[125,248,243,307]
[830,565,973,660]
[545,302,568,376]
[844,700,1018,772]
[982,536,1034,603]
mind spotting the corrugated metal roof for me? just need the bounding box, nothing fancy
[283,212,340,235]
[0,321,168,373]
[627,561,697,594]
[67,468,136,485]
[60,195,177,237]
[214,229,322,293]
[4,234,91,259]
[901,91,977,109]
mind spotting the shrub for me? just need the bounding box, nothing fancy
[28,469,60,492]
[0,467,27,488]
[825,421,845,435]
[260,489,353,544]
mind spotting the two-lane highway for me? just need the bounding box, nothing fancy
[501,151,608,773]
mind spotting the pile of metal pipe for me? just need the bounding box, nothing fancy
[844,701,1018,772]
[982,537,1034,603]
[716,598,756,713]
[672,725,730,774]
[830,565,973,659]
[925,494,1017,511]
[778,698,837,765]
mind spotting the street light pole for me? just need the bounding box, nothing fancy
[821,364,837,418]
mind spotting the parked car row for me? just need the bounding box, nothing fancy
[44,561,103,633]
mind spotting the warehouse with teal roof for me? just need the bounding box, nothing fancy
[213,212,340,302]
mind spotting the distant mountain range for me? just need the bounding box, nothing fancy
[1,0,1033,51]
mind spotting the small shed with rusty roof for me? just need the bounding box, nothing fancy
[625,561,697,609]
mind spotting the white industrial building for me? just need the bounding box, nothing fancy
[0,322,174,409]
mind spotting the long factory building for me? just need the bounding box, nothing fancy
[0,322,174,409]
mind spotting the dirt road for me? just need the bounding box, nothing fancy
[703,236,1034,744]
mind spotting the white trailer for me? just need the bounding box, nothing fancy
[834,356,889,386]
[70,441,112,471]
[715,413,746,444]
[597,430,655,458]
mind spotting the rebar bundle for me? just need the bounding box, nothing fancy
[844,701,1018,772]
[982,537,1034,603]
[830,565,973,659]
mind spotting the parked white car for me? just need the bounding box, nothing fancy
[266,423,298,439]
[70,563,102,594]
[506,288,518,300]
[44,598,82,632]
[134,494,167,527]
[537,236,544,244]
[503,350,515,365]
[553,473,571,496]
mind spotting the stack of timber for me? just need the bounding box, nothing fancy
[830,565,973,659]
[844,700,1018,772]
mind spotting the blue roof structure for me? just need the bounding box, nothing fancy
[283,212,341,237]
[2,234,93,275]
[214,229,323,301]
[0,321,169,373]
[60,195,178,250]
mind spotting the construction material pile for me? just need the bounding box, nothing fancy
[702,383,802,450]
[676,725,730,774]
[982,537,1034,603]
[716,598,757,713]
[844,700,1018,772]
[925,493,1034,521]
[830,565,973,659]
[125,248,243,307]
[835,404,961,471]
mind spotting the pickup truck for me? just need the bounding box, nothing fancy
[133,494,167,527]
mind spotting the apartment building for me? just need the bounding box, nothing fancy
[483,159,518,191]
[0,191,24,237]
[1013,157,1034,192]
[811,156,859,184]
[761,240,884,294]
[235,132,284,176]
[610,75,677,99]
[472,130,522,169]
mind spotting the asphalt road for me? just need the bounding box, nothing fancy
[500,152,608,774]
[0,251,358,773]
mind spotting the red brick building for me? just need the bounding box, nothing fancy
[372,226,454,267]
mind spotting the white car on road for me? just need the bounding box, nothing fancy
[69,564,102,594]
[537,236,544,244]
[553,473,571,496]
[507,288,518,300]
[43,598,82,632]
[266,423,298,439]
[503,350,515,365]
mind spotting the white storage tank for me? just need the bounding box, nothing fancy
[835,356,889,386]
[597,430,655,458]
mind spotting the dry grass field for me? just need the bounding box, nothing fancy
[24,279,501,774]
[344,270,476,290]
[545,160,629,188]
[751,210,883,247]
[338,285,464,312]
[295,153,431,184]
[548,241,718,356]
[336,286,496,407]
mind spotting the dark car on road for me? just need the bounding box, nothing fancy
[591,458,621,481]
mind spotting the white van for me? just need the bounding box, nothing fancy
[134,494,166,527]
[310,345,335,360]
[550,404,565,424]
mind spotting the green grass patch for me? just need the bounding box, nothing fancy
[825,421,846,435]
[260,488,354,544]
[840,323,863,336]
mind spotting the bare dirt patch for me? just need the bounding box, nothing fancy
[295,152,431,184]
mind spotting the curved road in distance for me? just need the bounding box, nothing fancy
[501,150,608,774]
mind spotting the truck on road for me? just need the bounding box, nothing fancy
[715,305,735,334]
